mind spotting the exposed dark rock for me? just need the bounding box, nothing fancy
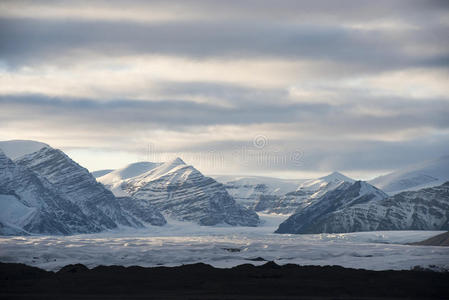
[0,262,448,299]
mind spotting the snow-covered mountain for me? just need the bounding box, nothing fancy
[275,181,388,234]
[0,150,99,235]
[254,172,355,214]
[99,158,260,226]
[98,161,162,196]
[279,182,449,234]
[369,156,449,194]
[15,147,149,230]
[0,140,48,160]
[213,175,305,208]
[299,171,355,192]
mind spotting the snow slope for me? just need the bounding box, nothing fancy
[99,161,162,182]
[99,158,260,226]
[98,161,162,196]
[369,155,449,194]
[91,169,114,178]
[0,140,48,160]
[300,171,355,192]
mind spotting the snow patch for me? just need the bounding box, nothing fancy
[0,194,36,227]
[0,140,49,160]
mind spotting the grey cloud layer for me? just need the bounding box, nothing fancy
[1,0,448,174]
[1,17,448,72]
[1,93,448,172]
[1,93,447,134]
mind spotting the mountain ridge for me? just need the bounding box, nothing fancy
[99,158,260,226]
[276,181,449,234]
[275,180,388,234]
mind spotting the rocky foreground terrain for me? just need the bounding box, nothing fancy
[0,262,448,299]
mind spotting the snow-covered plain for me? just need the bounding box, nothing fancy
[0,214,447,272]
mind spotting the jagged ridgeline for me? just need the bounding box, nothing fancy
[0,141,166,235]
[0,140,259,235]
[98,158,260,226]
[2,140,448,236]
[276,181,449,234]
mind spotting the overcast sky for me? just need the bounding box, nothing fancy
[1,0,448,179]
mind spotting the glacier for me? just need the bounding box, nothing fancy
[0,214,447,272]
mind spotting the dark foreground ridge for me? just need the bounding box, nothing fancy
[1,262,448,299]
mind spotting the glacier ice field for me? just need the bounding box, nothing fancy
[0,214,448,271]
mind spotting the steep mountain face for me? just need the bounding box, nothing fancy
[255,172,355,214]
[0,150,99,235]
[100,158,259,226]
[276,181,388,234]
[369,156,449,194]
[294,182,449,234]
[214,175,304,209]
[116,196,167,226]
[15,147,145,230]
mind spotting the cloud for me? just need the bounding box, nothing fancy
[1,16,447,73]
[1,93,448,175]
[0,0,448,176]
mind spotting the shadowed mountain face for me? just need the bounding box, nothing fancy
[0,150,99,235]
[276,181,388,234]
[99,158,260,226]
[276,181,449,234]
[16,147,143,229]
[316,182,449,233]
[0,145,167,235]
[0,262,448,299]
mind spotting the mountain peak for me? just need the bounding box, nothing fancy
[167,157,186,165]
[152,157,188,175]
[320,171,354,182]
[98,161,162,182]
[0,140,49,160]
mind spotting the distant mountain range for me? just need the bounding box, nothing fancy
[254,171,355,214]
[213,175,305,209]
[1,139,448,236]
[369,156,449,194]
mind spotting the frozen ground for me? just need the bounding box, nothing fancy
[0,214,447,271]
